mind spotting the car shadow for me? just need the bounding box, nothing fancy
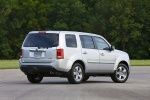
[35,80,113,85]
[1,80,132,85]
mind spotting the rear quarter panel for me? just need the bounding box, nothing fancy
[56,33,83,72]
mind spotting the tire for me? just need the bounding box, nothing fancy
[27,74,43,83]
[67,63,84,84]
[111,63,129,83]
[83,75,90,81]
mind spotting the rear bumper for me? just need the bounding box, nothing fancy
[20,65,68,77]
[19,58,72,71]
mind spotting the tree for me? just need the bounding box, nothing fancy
[51,0,89,31]
[7,0,53,58]
[0,0,17,59]
[130,0,150,59]
[0,0,150,59]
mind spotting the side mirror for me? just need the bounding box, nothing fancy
[110,45,115,51]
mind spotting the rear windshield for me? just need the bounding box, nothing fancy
[23,33,59,47]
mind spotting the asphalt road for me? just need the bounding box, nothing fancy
[0,66,150,100]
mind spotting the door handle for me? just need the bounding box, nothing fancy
[83,51,87,54]
[100,53,104,56]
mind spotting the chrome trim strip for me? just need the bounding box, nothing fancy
[87,61,99,63]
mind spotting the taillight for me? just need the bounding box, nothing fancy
[57,49,64,59]
[20,49,22,58]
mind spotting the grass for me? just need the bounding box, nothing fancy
[0,60,19,69]
[0,60,150,69]
[130,60,150,66]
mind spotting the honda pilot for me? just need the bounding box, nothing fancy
[19,31,130,84]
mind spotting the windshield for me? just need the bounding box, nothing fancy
[23,33,59,47]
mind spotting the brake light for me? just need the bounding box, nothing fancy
[38,31,46,34]
[57,49,64,59]
[20,49,22,58]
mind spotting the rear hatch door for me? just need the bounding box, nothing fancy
[21,32,59,63]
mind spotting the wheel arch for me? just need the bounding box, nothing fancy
[73,60,85,71]
[119,61,129,69]
[114,57,130,71]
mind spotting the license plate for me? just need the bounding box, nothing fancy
[34,52,42,58]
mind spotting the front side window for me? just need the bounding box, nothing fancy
[80,35,95,49]
[23,33,59,47]
[93,37,110,50]
[65,34,77,47]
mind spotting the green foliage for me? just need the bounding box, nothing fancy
[0,60,19,69]
[52,0,88,31]
[0,0,17,59]
[0,0,150,59]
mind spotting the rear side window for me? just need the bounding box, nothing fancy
[80,35,95,49]
[23,33,59,47]
[65,34,77,47]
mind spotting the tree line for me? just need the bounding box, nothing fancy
[0,0,150,59]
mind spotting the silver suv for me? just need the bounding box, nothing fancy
[19,31,130,84]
